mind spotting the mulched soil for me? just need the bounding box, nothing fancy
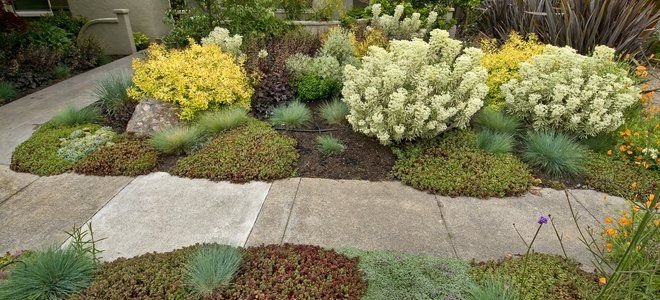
[278,102,395,181]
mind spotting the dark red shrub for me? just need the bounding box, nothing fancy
[217,244,367,300]
[0,1,27,32]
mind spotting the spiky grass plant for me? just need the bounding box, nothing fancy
[316,135,345,155]
[476,107,520,134]
[51,106,101,127]
[184,244,242,297]
[467,278,520,300]
[94,73,133,120]
[53,64,71,79]
[477,130,514,153]
[150,126,204,155]
[0,81,17,102]
[522,130,587,177]
[319,99,349,125]
[271,100,312,129]
[197,108,249,135]
[0,247,95,299]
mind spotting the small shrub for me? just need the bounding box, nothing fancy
[94,73,134,122]
[286,54,343,85]
[197,108,249,135]
[95,54,112,66]
[522,131,587,177]
[0,81,17,102]
[11,123,101,175]
[171,120,298,182]
[343,29,488,145]
[393,130,533,198]
[472,253,598,300]
[2,45,60,90]
[480,32,544,108]
[56,127,116,163]
[319,99,349,125]
[50,106,101,127]
[270,100,312,129]
[73,138,158,176]
[475,107,520,135]
[0,247,95,300]
[370,4,438,40]
[150,126,204,155]
[317,135,345,155]
[53,64,71,79]
[72,245,200,299]
[318,27,358,66]
[201,27,243,58]
[184,244,242,296]
[219,244,367,299]
[128,42,253,120]
[294,74,340,101]
[477,129,514,153]
[467,278,521,300]
[133,31,149,51]
[584,152,659,198]
[502,45,640,136]
[337,248,473,300]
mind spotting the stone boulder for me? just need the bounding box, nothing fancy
[126,98,182,137]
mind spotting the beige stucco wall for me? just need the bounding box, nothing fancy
[68,0,172,40]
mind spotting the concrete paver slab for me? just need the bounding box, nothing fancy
[0,165,39,203]
[88,173,270,261]
[282,178,454,256]
[440,188,627,269]
[0,173,132,253]
[0,54,138,165]
[246,178,300,246]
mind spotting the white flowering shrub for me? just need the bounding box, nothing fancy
[371,4,438,40]
[201,27,243,57]
[502,45,640,136]
[342,29,488,145]
[57,127,115,163]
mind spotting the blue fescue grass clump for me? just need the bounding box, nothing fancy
[522,130,587,177]
[197,108,249,135]
[337,248,474,299]
[51,105,101,127]
[476,107,520,134]
[477,129,514,153]
[150,125,205,155]
[0,247,95,299]
[184,244,242,297]
[316,135,345,155]
[319,99,349,125]
[466,277,521,300]
[270,100,312,129]
[0,81,17,102]
[94,73,133,119]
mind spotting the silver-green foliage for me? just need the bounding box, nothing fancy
[316,135,345,155]
[523,130,587,177]
[476,107,520,135]
[477,130,514,153]
[197,108,249,135]
[270,101,312,129]
[467,278,521,300]
[0,81,17,101]
[184,244,242,296]
[51,106,101,127]
[94,73,133,119]
[56,127,115,163]
[0,247,96,300]
[319,99,349,125]
[318,27,358,66]
[150,125,204,155]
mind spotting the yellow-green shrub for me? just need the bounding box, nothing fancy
[481,32,544,108]
[128,42,253,120]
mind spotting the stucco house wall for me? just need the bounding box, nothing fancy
[68,0,172,40]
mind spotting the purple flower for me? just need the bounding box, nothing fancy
[537,215,548,225]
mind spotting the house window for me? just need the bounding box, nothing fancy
[12,0,53,17]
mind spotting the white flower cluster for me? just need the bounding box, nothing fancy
[342,29,487,145]
[201,27,243,58]
[502,45,640,136]
[371,4,437,40]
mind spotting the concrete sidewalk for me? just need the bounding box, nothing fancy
[0,54,137,165]
[0,167,627,269]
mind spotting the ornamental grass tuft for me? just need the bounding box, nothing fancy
[0,81,17,102]
[316,135,345,155]
[475,107,520,134]
[94,73,133,121]
[197,108,249,136]
[0,247,96,300]
[522,130,587,177]
[184,244,242,297]
[51,106,101,127]
[150,126,204,155]
[319,99,349,125]
[270,100,312,129]
[466,277,521,300]
[477,129,514,153]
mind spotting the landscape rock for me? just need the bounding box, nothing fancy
[126,98,182,136]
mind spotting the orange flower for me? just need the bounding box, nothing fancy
[631,182,637,188]
[649,194,655,201]
[620,217,633,225]
[606,243,612,251]
[645,200,652,208]
[633,206,639,212]
[604,217,612,223]
[604,228,617,236]
[625,54,630,59]
[607,149,612,155]
[599,277,607,284]
[622,210,629,215]
[636,65,647,71]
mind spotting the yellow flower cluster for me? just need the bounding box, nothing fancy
[128,41,253,120]
[480,32,544,108]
